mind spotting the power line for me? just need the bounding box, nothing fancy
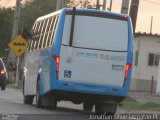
[143,0,160,6]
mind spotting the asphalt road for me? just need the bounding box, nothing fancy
[0,87,159,120]
[0,87,90,120]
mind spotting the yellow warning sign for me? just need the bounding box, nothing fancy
[8,35,28,57]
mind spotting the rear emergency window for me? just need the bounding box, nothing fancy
[62,12,128,51]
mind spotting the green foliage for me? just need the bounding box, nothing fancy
[0,8,14,55]
[0,0,57,55]
[19,0,57,30]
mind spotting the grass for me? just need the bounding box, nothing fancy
[121,96,160,111]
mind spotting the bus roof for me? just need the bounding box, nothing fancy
[36,8,129,22]
[36,9,63,22]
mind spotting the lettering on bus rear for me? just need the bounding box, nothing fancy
[75,51,125,62]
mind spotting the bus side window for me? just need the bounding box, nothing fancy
[38,20,47,49]
[37,21,44,49]
[48,16,59,46]
[30,40,34,52]
[32,22,40,50]
[44,18,52,47]
[49,16,59,46]
[42,18,50,48]
[28,23,36,52]
[35,22,42,50]
[32,23,38,50]
[28,40,32,52]
[46,17,56,47]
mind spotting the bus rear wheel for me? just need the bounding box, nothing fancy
[83,101,94,112]
[45,94,57,110]
[36,80,43,108]
[95,102,117,115]
[23,95,34,104]
[23,78,34,104]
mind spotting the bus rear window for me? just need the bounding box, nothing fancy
[62,13,128,51]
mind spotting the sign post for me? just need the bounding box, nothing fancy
[8,35,28,86]
[15,57,19,86]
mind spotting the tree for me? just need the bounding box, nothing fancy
[0,7,14,56]
[19,0,57,31]
[66,0,96,8]
[0,0,57,56]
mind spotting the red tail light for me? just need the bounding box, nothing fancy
[53,56,60,72]
[124,15,128,20]
[124,64,132,80]
[66,9,70,14]
[0,69,6,75]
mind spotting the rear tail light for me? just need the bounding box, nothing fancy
[53,56,60,71]
[124,64,132,80]
[0,69,6,75]
[66,9,70,14]
[124,15,128,20]
[53,56,60,79]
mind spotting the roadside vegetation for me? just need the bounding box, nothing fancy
[0,0,58,56]
[121,96,160,111]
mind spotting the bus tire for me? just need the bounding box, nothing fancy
[23,78,34,104]
[50,94,57,110]
[95,102,117,115]
[23,95,34,104]
[83,101,94,112]
[36,80,43,108]
[95,103,103,115]
[44,93,57,110]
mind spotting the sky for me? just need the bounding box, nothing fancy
[0,0,26,8]
[136,0,160,34]
[0,0,160,34]
[107,0,160,34]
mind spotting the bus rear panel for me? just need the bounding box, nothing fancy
[51,8,133,98]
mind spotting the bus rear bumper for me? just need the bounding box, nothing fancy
[51,90,126,104]
[50,80,129,101]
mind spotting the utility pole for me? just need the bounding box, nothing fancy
[9,0,21,86]
[103,0,107,10]
[150,16,153,34]
[9,0,21,61]
[11,0,21,42]
[96,0,107,10]
[84,0,88,8]
[121,0,129,14]
[96,0,100,10]
[129,0,139,92]
[56,0,66,10]
[129,0,139,34]
[109,0,112,11]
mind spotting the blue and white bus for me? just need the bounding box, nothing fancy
[23,8,133,114]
